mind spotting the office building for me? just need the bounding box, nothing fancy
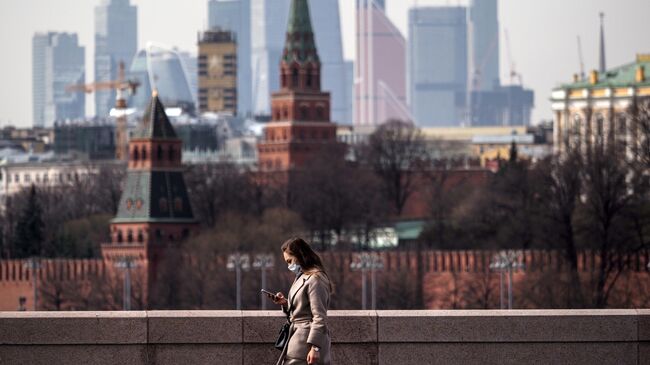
[355,0,409,126]
[94,0,137,118]
[32,32,85,128]
[198,30,238,114]
[408,7,467,127]
[469,0,499,91]
[208,0,252,116]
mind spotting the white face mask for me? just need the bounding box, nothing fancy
[288,262,301,274]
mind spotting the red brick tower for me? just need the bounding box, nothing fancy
[101,93,198,307]
[257,0,339,173]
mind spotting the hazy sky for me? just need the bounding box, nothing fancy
[1,0,649,127]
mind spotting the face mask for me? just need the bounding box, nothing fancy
[288,262,301,274]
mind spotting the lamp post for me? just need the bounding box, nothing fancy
[24,257,41,311]
[114,257,139,310]
[350,252,384,310]
[227,253,250,310]
[253,254,275,310]
[489,250,525,309]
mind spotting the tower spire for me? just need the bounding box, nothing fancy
[282,0,319,64]
[599,12,606,73]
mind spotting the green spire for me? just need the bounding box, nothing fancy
[282,0,319,64]
[132,93,178,140]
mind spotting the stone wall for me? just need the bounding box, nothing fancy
[0,310,648,364]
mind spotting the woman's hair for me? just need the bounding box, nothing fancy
[281,237,334,293]
[281,237,324,271]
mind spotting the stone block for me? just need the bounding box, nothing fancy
[332,343,378,365]
[150,344,241,365]
[243,343,281,365]
[147,311,242,344]
[0,345,148,365]
[242,311,286,343]
[330,310,377,343]
[637,309,650,341]
[378,342,637,365]
[0,311,147,345]
[377,310,637,343]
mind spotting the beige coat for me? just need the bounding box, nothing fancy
[276,271,332,365]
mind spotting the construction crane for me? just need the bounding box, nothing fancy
[577,35,586,81]
[504,29,522,85]
[66,61,140,161]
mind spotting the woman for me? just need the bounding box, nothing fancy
[271,237,332,365]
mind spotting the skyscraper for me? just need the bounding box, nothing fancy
[208,0,251,117]
[95,0,137,118]
[408,7,467,127]
[355,0,409,126]
[198,30,238,114]
[32,32,85,128]
[469,0,499,92]
[251,0,347,121]
[128,45,196,115]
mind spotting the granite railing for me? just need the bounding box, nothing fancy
[0,310,648,364]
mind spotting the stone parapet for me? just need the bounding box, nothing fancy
[0,310,646,364]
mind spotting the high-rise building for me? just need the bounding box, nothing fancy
[408,7,467,127]
[355,0,409,126]
[198,30,238,114]
[357,0,385,11]
[95,0,137,118]
[208,0,251,117]
[32,32,85,128]
[128,45,196,115]
[178,51,199,109]
[257,0,339,172]
[250,0,348,122]
[469,0,499,92]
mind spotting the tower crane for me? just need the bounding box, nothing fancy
[504,29,522,85]
[66,61,140,161]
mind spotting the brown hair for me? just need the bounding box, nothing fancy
[281,237,333,293]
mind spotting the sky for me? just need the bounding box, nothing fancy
[1,0,650,127]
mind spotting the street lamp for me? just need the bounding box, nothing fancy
[253,254,275,310]
[227,253,250,310]
[23,257,41,311]
[350,252,384,310]
[489,250,525,309]
[114,257,139,310]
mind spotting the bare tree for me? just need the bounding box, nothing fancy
[363,119,427,216]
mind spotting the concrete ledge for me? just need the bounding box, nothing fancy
[0,310,647,365]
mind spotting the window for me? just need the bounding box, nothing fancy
[292,67,299,87]
[141,147,147,161]
[159,198,168,212]
[24,174,30,182]
[300,106,309,120]
[117,231,123,243]
[127,230,133,243]
[137,230,144,243]
[168,146,175,161]
[157,145,163,160]
[174,197,183,212]
[133,147,139,161]
[126,199,133,210]
[15,174,19,182]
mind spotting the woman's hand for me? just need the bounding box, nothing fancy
[307,347,320,364]
[272,292,288,306]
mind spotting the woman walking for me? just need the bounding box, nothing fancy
[271,237,332,365]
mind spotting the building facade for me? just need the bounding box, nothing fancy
[208,0,252,117]
[408,7,467,127]
[32,32,85,128]
[95,0,138,118]
[198,30,238,114]
[355,0,410,126]
[551,55,650,156]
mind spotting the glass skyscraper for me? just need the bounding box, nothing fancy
[355,0,409,126]
[94,0,137,118]
[208,0,252,117]
[408,7,467,127]
[250,0,348,122]
[32,32,85,128]
[128,46,196,115]
[469,0,500,91]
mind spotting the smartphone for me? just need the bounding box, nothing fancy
[260,289,277,299]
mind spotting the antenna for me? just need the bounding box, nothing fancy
[577,35,585,80]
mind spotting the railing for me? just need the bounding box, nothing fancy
[0,310,647,364]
